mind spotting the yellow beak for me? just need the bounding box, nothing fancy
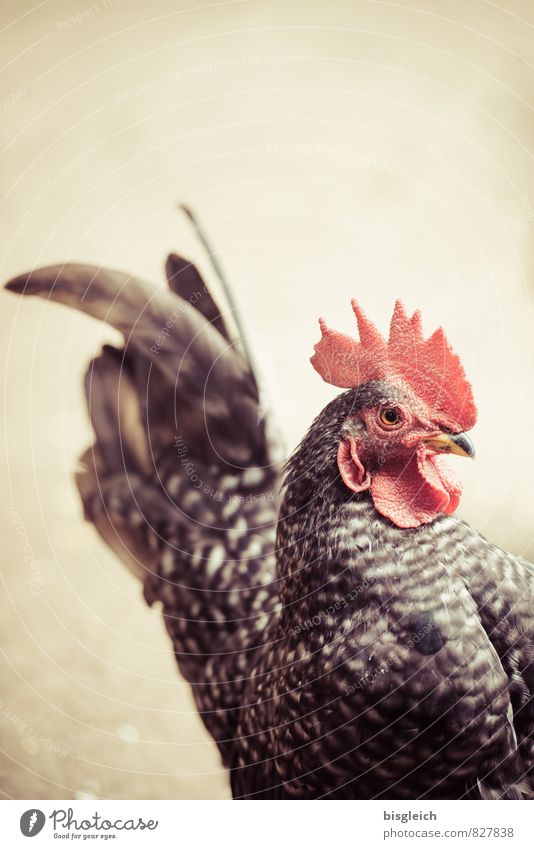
[423,432,476,459]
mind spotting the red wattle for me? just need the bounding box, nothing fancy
[337,438,463,529]
[429,453,462,516]
[369,446,462,529]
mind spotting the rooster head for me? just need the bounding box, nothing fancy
[310,300,477,529]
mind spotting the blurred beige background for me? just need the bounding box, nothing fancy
[2,0,534,800]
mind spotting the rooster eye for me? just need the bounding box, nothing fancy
[379,407,403,428]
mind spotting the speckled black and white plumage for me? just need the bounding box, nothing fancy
[6,259,534,800]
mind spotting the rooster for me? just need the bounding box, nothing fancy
[5,255,534,800]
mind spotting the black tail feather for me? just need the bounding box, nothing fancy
[5,263,267,468]
[165,253,230,341]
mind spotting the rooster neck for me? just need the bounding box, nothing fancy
[276,478,371,614]
[276,474,455,628]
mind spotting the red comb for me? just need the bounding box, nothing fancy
[311,300,477,431]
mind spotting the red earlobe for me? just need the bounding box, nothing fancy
[337,438,371,493]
